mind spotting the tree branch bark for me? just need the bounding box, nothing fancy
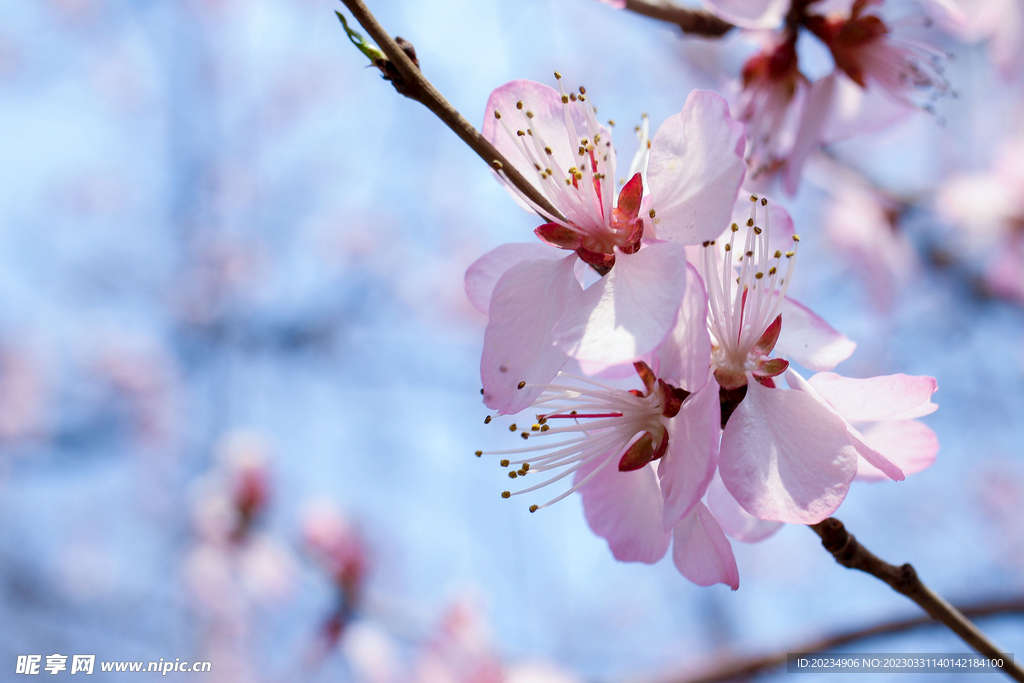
[644,596,1024,683]
[336,0,566,223]
[622,0,734,37]
[810,518,1024,682]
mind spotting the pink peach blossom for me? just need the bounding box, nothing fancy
[469,81,745,415]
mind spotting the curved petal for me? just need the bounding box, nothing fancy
[652,262,712,392]
[465,243,561,313]
[702,0,788,28]
[854,420,939,482]
[647,91,747,245]
[806,372,938,422]
[482,255,578,414]
[672,501,739,590]
[659,377,720,529]
[706,472,783,543]
[785,369,905,482]
[482,80,614,215]
[575,459,671,564]
[719,378,858,524]
[774,297,856,371]
[783,73,836,196]
[819,73,912,144]
[552,242,688,367]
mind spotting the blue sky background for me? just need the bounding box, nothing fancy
[1,0,1022,681]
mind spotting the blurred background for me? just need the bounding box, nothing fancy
[1,0,1022,681]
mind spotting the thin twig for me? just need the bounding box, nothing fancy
[810,518,1024,682]
[622,0,734,37]
[640,597,1024,683]
[337,0,566,222]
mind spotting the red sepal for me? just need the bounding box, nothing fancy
[618,432,655,472]
[535,223,582,250]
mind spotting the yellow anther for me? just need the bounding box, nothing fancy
[755,272,764,279]
[517,468,526,476]
[521,432,529,440]
[540,425,550,432]
[774,250,782,258]
[554,71,562,79]
[649,209,656,218]
[526,111,534,118]
[753,226,762,235]
[475,450,482,456]
[793,234,801,242]
[500,459,510,467]
[529,505,539,513]
[484,416,492,424]
[746,218,754,227]
[517,130,525,136]
[702,240,711,247]
[569,93,577,101]
[531,424,541,431]
[562,94,569,104]
[608,119,615,126]
[509,423,517,432]
[579,86,586,94]
[731,223,739,232]
[509,471,518,479]
[516,100,523,110]
[494,110,501,119]
[492,160,503,169]
[786,250,795,257]
[769,266,777,275]
[750,194,758,201]
[501,491,511,499]
[522,463,530,472]
[761,197,768,206]
[544,146,553,155]
[517,381,526,389]
[724,244,732,252]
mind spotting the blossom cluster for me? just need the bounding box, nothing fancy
[697,0,951,193]
[467,77,938,589]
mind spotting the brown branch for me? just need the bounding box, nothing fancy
[622,0,734,37]
[336,0,566,223]
[642,596,1024,683]
[810,518,1024,682]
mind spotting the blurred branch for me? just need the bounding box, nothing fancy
[335,0,566,223]
[621,0,734,37]
[644,596,1024,683]
[810,518,1024,682]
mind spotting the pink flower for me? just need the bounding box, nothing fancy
[695,196,937,524]
[806,0,950,110]
[937,0,1023,80]
[938,138,1024,303]
[469,80,745,415]
[478,264,741,589]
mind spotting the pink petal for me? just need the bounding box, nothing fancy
[659,377,720,529]
[819,73,912,144]
[786,369,905,482]
[465,243,560,314]
[652,263,712,393]
[647,91,746,245]
[482,80,613,214]
[575,458,671,564]
[672,501,739,590]
[552,242,688,367]
[854,420,939,482]
[482,255,579,414]
[783,73,836,196]
[706,472,783,543]
[806,372,938,422]
[702,0,788,28]
[774,297,856,371]
[719,378,859,524]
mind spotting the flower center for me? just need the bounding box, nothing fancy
[475,363,689,513]
[491,74,646,272]
[702,196,799,390]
